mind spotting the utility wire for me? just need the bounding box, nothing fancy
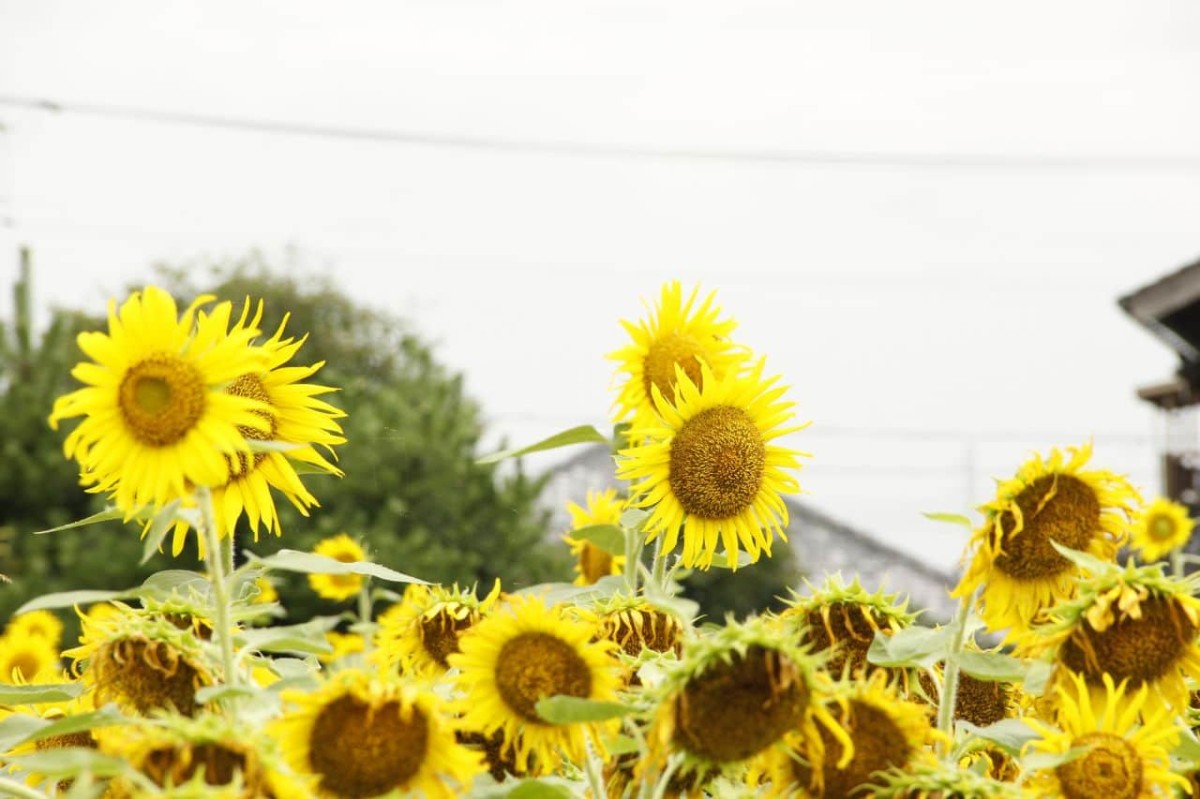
[4,93,1200,171]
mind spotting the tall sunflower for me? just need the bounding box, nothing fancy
[617,359,806,570]
[164,303,346,555]
[274,667,482,799]
[307,533,367,602]
[563,488,627,585]
[951,443,1138,638]
[448,594,622,775]
[375,580,502,676]
[1130,496,1195,562]
[608,281,747,425]
[1024,671,1186,799]
[48,286,271,516]
[3,610,64,646]
[0,628,61,684]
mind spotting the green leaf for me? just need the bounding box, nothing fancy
[957,651,1029,683]
[922,512,974,529]
[194,684,260,705]
[16,707,126,748]
[248,550,427,585]
[0,714,49,753]
[139,500,183,564]
[138,569,210,599]
[565,524,625,556]
[6,747,130,778]
[704,550,756,570]
[605,734,641,756]
[476,425,607,465]
[619,507,649,531]
[1049,541,1114,575]
[15,589,123,615]
[535,695,632,723]
[504,780,577,799]
[32,506,129,535]
[1023,661,1053,695]
[513,575,624,606]
[957,719,1039,755]
[1021,745,1089,772]
[0,682,84,705]
[238,617,339,655]
[866,626,954,668]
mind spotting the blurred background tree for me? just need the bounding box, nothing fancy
[1,249,801,635]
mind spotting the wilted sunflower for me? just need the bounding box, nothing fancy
[376,580,502,675]
[97,712,309,799]
[1130,496,1195,563]
[609,281,747,426]
[777,574,917,679]
[448,594,621,774]
[867,760,1026,799]
[571,594,685,687]
[0,627,61,683]
[307,533,367,601]
[1019,558,1200,713]
[617,359,806,570]
[65,602,214,717]
[952,443,1138,638]
[164,303,347,555]
[3,609,64,646]
[274,667,482,799]
[563,488,627,586]
[642,615,837,788]
[762,669,934,798]
[1024,671,1186,799]
[48,286,270,516]
[1,688,100,794]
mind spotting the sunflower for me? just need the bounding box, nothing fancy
[1131,496,1195,562]
[609,281,748,426]
[570,594,685,687]
[307,533,367,601]
[274,667,482,799]
[918,657,1020,729]
[318,631,366,666]
[642,614,839,789]
[866,760,1026,799]
[951,443,1139,638]
[163,303,347,555]
[64,602,215,717]
[375,580,502,676]
[1,687,100,794]
[777,573,917,680]
[98,712,310,799]
[563,488,627,585]
[616,359,806,570]
[0,627,61,683]
[761,669,934,798]
[448,594,622,774]
[48,286,271,517]
[1019,558,1200,713]
[1023,671,1187,799]
[3,609,64,646]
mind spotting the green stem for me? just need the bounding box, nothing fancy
[936,590,975,753]
[0,776,49,798]
[358,578,374,661]
[624,522,642,595]
[583,737,606,799]
[650,535,668,595]
[199,487,240,691]
[1171,549,1184,579]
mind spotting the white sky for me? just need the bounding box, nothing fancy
[3,1,1200,574]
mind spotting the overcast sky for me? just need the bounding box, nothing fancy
[3,1,1200,576]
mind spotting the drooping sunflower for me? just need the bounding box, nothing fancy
[1130,496,1195,562]
[776,573,917,680]
[165,303,347,555]
[307,533,367,602]
[917,647,1022,729]
[608,281,748,426]
[448,594,622,775]
[761,669,934,798]
[1024,671,1187,799]
[642,614,840,789]
[563,488,627,586]
[866,760,1027,799]
[1,687,101,794]
[3,610,64,646]
[570,594,686,686]
[616,359,806,570]
[48,286,271,517]
[1018,558,1200,713]
[97,712,310,799]
[0,627,61,683]
[274,667,482,799]
[951,443,1139,638]
[375,580,502,676]
[64,601,215,717]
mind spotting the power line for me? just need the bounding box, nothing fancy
[4,93,1200,171]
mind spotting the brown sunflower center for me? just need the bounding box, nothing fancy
[794,699,913,798]
[603,607,684,658]
[1060,595,1195,688]
[1056,732,1142,799]
[118,354,207,447]
[920,669,1010,727]
[802,603,884,676]
[992,474,1101,580]
[494,632,593,723]
[309,694,429,797]
[578,541,615,586]
[141,743,256,791]
[669,406,766,520]
[642,333,706,406]
[1150,515,1177,542]
[419,607,477,668]
[225,373,275,476]
[92,637,207,716]
[675,645,807,763]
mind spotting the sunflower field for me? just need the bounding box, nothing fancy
[2,280,1200,798]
